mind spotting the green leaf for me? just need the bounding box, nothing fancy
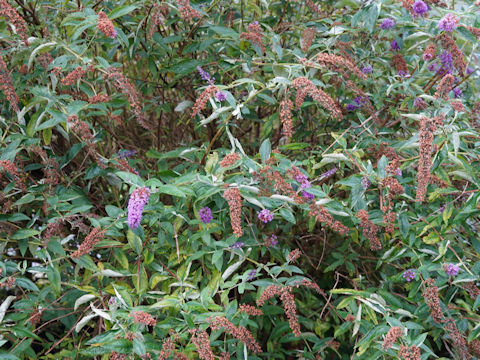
[127,230,143,255]
[157,185,186,198]
[46,265,61,296]
[279,208,296,224]
[108,5,139,19]
[259,138,271,163]
[11,229,40,240]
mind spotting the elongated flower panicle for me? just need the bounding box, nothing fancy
[240,21,265,54]
[301,27,316,52]
[444,318,470,359]
[287,249,301,262]
[61,66,91,86]
[131,311,156,326]
[309,203,349,235]
[382,327,403,349]
[0,0,29,45]
[191,85,218,118]
[416,116,443,202]
[291,76,343,120]
[316,53,366,80]
[438,34,466,74]
[104,67,151,130]
[88,93,111,104]
[398,345,421,360]
[223,187,243,237]
[189,329,214,360]
[423,279,444,323]
[71,227,106,258]
[438,13,458,32]
[358,210,381,251]
[127,187,150,229]
[158,338,175,360]
[239,304,263,316]
[97,11,116,38]
[257,285,301,336]
[423,43,437,61]
[177,0,202,22]
[391,53,408,76]
[0,55,19,112]
[413,97,427,109]
[434,74,454,100]
[199,206,212,224]
[148,3,169,38]
[219,153,240,167]
[210,317,262,353]
[279,97,293,138]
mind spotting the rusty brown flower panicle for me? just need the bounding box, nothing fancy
[219,153,240,167]
[189,328,214,360]
[130,311,157,326]
[239,304,263,316]
[71,227,106,258]
[0,0,29,45]
[223,187,243,237]
[0,55,20,112]
[382,326,403,349]
[358,209,381,251]
[210,317,262,353]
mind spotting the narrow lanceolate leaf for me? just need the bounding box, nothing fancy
[74,294,97,311]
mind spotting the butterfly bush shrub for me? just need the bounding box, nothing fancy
[1,0,480,359]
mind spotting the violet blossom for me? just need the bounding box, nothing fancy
[258,209,274,223]
[438,13,459,32]
[199,206,212,224]
[444,263,459,276]
[380,18,396,30]
[127,187,150,229]
[402,269,416,282]
[412,0,428,16]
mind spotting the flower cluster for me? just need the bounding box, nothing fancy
[258,209,273,223]
[444,263,459,276]
[382,327,403,349]
[61,66,90,86]
[438,13,458,32]
[191,85,218,118]
[402,269,416,282]
[104,67,151,130]
[380,18,396,30]
[239,304,263,316]
[257,285,301,336]
[416,116,443,202]
[210,317,262,353]
[177,0,202,22]
[223,187,243,237]
[301,27,316,52]
[148,2,169,38]
[240,21,265,54]
[423,279,444,323]
[0,55,19,112]
[131,311,157,326]
[71,227,106,258]
[97,11,116,38]
[0,0,29,45]
[358,210,381,251]
[398,345,421,360]
[219,153,240,167]
[264,234,278,247]
[189,328,214,360]
[309,203,349,235]
[287,249,301,263]
[316,53,366,80]
[199,206,212,224]
[279,97,293,138]
[291,76,342,120]
[423,43,436,61]
[412,0,428,16]
[88,93,111,104]
[127,187,150,229]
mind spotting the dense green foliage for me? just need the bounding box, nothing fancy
[1,0,480,359]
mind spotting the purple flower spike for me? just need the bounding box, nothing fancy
[118,149,137,159]
[380,18,396,30]
[362,65,373,74]
[412,0,428,16]
[321,167,337,179]
[467,67,474,75]
[199,207,212,224]
[258,209,274,223]
[247,269,257,281]
[231,241,244,250]
[346,103,359,111]
[127,187,150,229]
[197,66,211,82]
[215,91,227,101]
[402,269,416,282]
[302,190,315,201]
[391,39,400,51]
[414,97,427,109]
[438,13,459,32]
[453,87,462,98]
[361,176,371,190]
[296,172,311,189]
[444,263,459,276]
